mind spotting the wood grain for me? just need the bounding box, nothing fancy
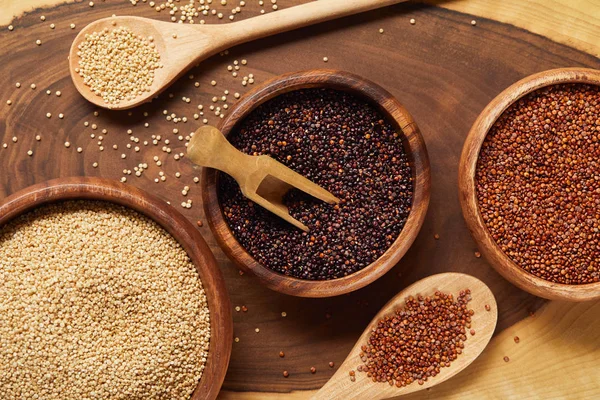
[312,273,497,400]
[0,177,233,400]
[202,69,430,297]
[0,0,598,398]
[459,67,600,302]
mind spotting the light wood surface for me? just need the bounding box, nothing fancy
[312,273,497,400]
[0,177,233,400]
[459,67,600,302]
[202,69,431,298]
[69,0,408,109]
[0,0,599,399]
[423,0,600,58]
[188,125,339,232]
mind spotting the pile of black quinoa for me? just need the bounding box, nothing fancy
[218,88,413,280]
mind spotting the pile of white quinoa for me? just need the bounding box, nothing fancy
[76,26,162,105]
[0,200,210,400]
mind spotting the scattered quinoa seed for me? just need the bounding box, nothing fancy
[410,18,416,25]
[283,371,289,378]
[504,356,510,362]
[514,336,520,343]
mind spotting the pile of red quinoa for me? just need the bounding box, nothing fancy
[476,83,600,285]
[218,88,413,280]
[357,290,473,387]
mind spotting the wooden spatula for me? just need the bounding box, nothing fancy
[187,126,340,232]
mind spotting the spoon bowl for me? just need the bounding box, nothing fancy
[68,16,225,110]
[313,273,498,400]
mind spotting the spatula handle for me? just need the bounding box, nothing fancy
[224,0,407,46]
[187,126,249,179]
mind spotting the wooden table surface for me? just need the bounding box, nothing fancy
[0,1,599,399]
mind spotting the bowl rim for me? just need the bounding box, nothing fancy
[202,69,431,297]
[458,67,600,301]
[0,177,232,400]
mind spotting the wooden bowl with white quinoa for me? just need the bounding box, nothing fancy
[0,177,232,400]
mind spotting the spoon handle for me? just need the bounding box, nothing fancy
[223,0,408,46]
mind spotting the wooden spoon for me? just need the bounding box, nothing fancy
[312,273,498,400]
[187,126,339,232]
[68,0,407,109]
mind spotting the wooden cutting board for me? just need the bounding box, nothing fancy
[0,1,598,399]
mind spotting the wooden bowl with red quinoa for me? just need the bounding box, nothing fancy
[459,67,600,301]
[201,69,431,297]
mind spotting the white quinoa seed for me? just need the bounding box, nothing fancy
[77,27,162,105]
[410,18,416,25]
[0,201,210,400]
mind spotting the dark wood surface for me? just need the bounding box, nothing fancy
[459,68,600,302]
[203,69,431,297]
[0,177,233,400]
[0,0,599,396]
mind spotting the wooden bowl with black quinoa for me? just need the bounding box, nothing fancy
[459,67,600,302]
[201,69,431,297]
[0,177,232,400]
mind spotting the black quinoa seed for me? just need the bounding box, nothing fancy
[218,88,413,280]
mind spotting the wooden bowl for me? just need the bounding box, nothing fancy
[0,177,233,399]
[459,67,600,302]
[202,69,431,297]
